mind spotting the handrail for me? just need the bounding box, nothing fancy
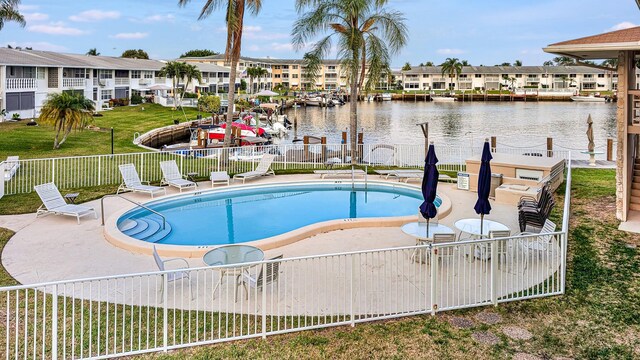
[100,194,166,229]
[562,154,572,233]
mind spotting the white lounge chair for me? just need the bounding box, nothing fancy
[233,154,276,184]
[3,156,20,181]
[314,169,367,179]
[34,183,97,224]
[118,164,166,198]
[160,160,196,192]
[210,171,230,187]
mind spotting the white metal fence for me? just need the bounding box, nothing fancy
[0,144,569,196]
[0,233,567,359]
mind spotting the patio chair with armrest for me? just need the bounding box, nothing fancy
[210,171,230,187]
[237,255,283,301]
[489,230,512,270]
[432,233,457,264]
[153,246,193,300]
[517,219,557,268]
[34,182,97,224]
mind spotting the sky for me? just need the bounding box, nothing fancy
[0,0,639,67]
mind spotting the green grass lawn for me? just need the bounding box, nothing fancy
[0,168,638,359]
[0,104,202,160]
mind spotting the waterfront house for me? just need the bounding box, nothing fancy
[544,26,640,231]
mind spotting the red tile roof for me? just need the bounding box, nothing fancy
[550,26,640,46]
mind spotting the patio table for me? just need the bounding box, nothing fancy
[203,245,265,298]
[401,222,454,263]
[455,218,510,260]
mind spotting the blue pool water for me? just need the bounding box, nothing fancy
[117,183,441,246]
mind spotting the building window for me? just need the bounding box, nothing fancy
[583,74,594,78]
[583,83,595,90]
[131,70,141,79]
[99,70,113,79]
[5,92,35,111]
[274,65,281,70]
[475,74,482,78]
[100,90,113,100]
[292,65,298,69]
[422,74,429,78]
[37,68,46,79]
[275,74,281,78]
[515,74,522,78]
[292,74,298,78]
[569,74,576,78]
[597,74,605,78]
[143,71,154,79]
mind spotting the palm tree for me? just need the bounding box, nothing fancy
[293,0,407,165]
[39,92,94,149]
[514,59,523,66]
[0,0,25,30]
[424,61,434,66]
[255,67,268,90]
[178,0,263,146]
[159,61,187,109]
[246,66,266,93]
[86,48,100,56]
[401,62,411,71]
[543,60,554,66]
[182,63,202,99]
[552,56,575,66]
[441,57,462,91]
[460,60,470,66]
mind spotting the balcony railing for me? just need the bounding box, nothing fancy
[155,77,166,84]
[62,78,86,87]
[5,78,37,90]
[138,78,152,85]
[114,78,130,86]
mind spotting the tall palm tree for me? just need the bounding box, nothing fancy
[460,59,470,66]
[293,0,407,165]
[178,0,263,146]
[182,63,202,99]
[0,0,25,30]
[441,57,462,91]
[246,66,266,93]
[159,61,187,109]
[86,48,100,56]
[514,59,523,66]
[255,67,268,90]
[39,92,94,149]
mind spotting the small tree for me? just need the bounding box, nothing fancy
[514,59,523,66]
[121,49,149,59]
[179,49,219,58]
[39,92,95,149]
[198,94,221,113]
[240,79,247,92]
[86,48,100,56]
[159,61,187,109]
[402,62,411,71]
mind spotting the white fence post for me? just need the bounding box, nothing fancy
[0,162,4,200]
[97,156,102,186]
[162,274,168,352]
[350,255,355,326]
[51,284,58,360]
[491,241,498,306]
[261,262,267,339]
[430,245,436,315]
[51,158,56,184]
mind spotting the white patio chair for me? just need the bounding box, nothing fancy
[210,171,230,188]
[153,246,193,300]
[118,164,166,198]
[160,160,196,192]
[518,219,557,268]
[432,233,457,269]
[233,154,276,183]
[489,230,512,269]
[34,183,97,224]
[236,255,283,301]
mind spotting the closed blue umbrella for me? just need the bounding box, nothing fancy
[419,142,439,237]
[474,139,493,235]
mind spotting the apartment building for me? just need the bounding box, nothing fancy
[0,48,233,119]
[181,55,346,91]
[400,65,618,91]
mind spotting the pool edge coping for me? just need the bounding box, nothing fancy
[103,179,453,258]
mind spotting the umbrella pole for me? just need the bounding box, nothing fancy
[426,217,430,238]
[480,214,484,237]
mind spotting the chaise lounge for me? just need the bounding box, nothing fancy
[233,154,276,184]
[34,182,97,224]
[118,164,166,198]
[160,160,197,192]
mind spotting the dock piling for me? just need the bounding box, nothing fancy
[547,137,553,157]
[607,138,613,161]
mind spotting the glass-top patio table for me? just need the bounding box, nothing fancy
[401,222,454,241]
[203,245,265,298]
[454,218,509,238]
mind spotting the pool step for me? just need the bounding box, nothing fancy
[143,217,173,243]
[133,219,161,240]
[121,219,149,236]
[118,219,138,232]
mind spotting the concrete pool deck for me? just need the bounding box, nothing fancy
[0,174,520,285]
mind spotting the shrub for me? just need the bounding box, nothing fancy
[198,95,221,113]
[131,94,143,105]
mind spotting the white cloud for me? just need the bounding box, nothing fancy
[7,41,67,52]
[270,42,294,51]
[69,10,120,22]
[132,14,175,23]
[23,12,48,22]
[110,32,149,39]
[609,22,636,31]
[217,25,289,40]
[436,48,465,55]
[28,23,86,36]
[18,4,39,11]
[247,45,260,52]
[190,24,203,32]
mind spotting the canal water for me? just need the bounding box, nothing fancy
[281,101,616,158]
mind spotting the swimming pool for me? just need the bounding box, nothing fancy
[116,182,442,247]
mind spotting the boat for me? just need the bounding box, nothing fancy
[570,95,607,103]
[431,96,456,102]
[381,93,392,101]
[305,97,324,106]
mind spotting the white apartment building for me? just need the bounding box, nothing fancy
[400,65,618,92]
[0,48,234,119]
